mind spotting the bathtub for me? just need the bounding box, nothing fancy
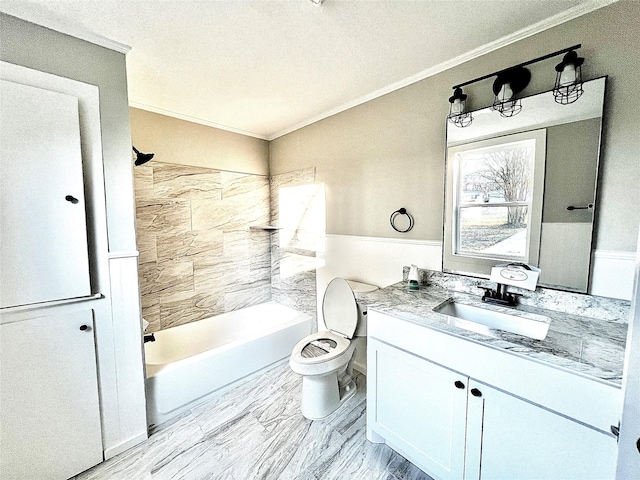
[144,302,312,427]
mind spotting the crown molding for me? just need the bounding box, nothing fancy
[0,9,131,53]
[129,101,269,141]
[267,0,618,140]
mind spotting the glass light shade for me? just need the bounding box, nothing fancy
[559,64,577,86]
[448,87,473,128]
[493,81,522,118]
[451,98,464,115]
[553,50,584,105]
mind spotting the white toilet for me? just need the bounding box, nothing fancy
[290,277,377,420]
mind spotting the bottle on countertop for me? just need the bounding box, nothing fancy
[408,264,420,291]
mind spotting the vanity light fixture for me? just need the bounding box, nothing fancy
[447,87,473,127]
[492,67,531,117]
[132,146,154,166]
[553,50,584,104]
[447,44,584,122]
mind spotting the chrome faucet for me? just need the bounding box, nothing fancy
[478,283,522,307]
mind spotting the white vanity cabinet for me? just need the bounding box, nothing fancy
[367,310,620,480]
[465,379,618,480]
[371,338,467,480]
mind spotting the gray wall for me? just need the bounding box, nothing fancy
[1,13,137,253]
[130,107,269,175]
[269,0,640,253]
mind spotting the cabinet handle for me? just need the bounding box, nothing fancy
[454,380,465,389]
[471,388,482,397]
[79,325,89,331]
[611,423,620,438]
[65,195,79,204]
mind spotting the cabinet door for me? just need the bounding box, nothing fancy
[465,380,617,480]
[0,80,91,308]
[0,310,103,479]
[369,339,467,480]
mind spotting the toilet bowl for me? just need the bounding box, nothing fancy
[289,277,376,420]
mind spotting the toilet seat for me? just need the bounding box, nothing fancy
[291,331,351,365]
[322,278,359,339]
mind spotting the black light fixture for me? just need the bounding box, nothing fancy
[553,50,584,104]
[447,87,473,128]
[132,146,154,166]
[447,44,584,123]
[492,67,531,117]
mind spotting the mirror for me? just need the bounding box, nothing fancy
[444,76,606,293]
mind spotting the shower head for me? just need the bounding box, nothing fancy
[132,146,154,166]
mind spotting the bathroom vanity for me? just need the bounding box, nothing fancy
[364,276,627,480]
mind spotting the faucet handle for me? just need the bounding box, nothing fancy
[505,291,523,305]
[477,286,493,299]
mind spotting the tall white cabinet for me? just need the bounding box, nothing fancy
[0,60,147,479]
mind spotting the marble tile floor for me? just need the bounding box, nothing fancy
[75,360,433,480]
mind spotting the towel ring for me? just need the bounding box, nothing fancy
[390,208,414,233]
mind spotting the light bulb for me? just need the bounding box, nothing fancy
[559,64,576,86]
[451,98,464,115]
[498,83,514,102]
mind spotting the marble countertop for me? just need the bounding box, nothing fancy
[359,281,628,386]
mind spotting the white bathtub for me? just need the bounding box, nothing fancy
[144,302,312,427]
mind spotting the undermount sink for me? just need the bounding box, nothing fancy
[434,299,550,340]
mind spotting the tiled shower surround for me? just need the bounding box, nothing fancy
[134,163,318,332]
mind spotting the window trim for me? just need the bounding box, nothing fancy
[443,129,547,277]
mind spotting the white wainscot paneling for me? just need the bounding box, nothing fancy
[106,254,148,458]
[591,250,636,301]
[316,234,442,373]
[539,222,592,292]
[317,234,442,294]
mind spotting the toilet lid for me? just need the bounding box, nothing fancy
[322,278,358,339]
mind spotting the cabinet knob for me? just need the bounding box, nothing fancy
[79,325,89,331]
[471,388,482,397]
[65,195,79,204]
[454,380,465,389]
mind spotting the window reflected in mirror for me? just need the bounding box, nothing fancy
[446,130,545,274]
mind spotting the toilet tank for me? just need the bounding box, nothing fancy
[345,280,378,337]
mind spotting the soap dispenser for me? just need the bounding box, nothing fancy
[408,264,420,291]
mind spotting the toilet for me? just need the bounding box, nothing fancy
[290,277,377,420]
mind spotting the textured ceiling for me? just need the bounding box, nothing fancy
[1,0,612,139]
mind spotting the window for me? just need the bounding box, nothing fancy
[444,130,546,276]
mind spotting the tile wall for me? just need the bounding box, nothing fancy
[270,168,320,325]
[134,162,271,332]
[134,163,319,332]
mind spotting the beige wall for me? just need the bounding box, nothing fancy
[130,108,269,175]
[270,0,640,252]
[1,13,136,253]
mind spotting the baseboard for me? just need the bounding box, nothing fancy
[353,359,367,376]
[104,431,147,459]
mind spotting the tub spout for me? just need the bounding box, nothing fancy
[144,333,156,343]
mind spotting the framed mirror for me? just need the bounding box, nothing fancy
[443,76,606,293]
